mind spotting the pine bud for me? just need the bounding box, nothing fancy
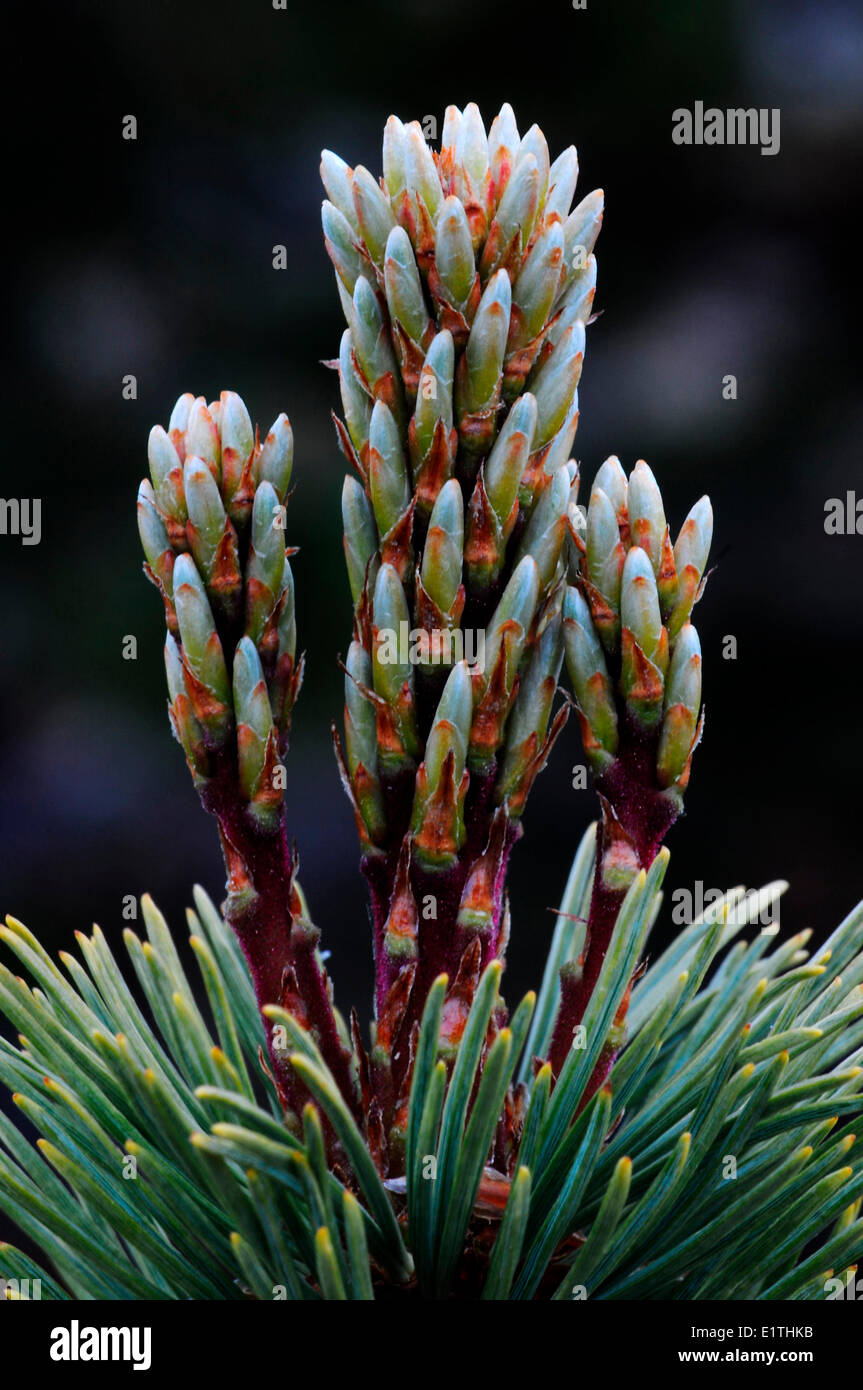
[184,456,228,582]
[424,659,472,792]
[350,277,404,426]
[137,481,174,598]
[657,624,702,789]
[488,103,520,202]
[382,117,407,208]
[545,145,579,223]
[384,225,433,349]
[592,455,628,518]
[496,586,565,810]
[245,481,286,645]
[548,255,597,345]
[185,399,221,485]
[585,486,625,621]
[220,391,255,512]
[337,329,372,469]
[369,400,411,536]
[516,124,550,210]
[421,478,464,614]
[172,554,231,743]
[476,555,541,744]
[322,199,369,294]
[233,637,280,824]
[352,165,396,267]
[457,268,511,417]
[480,153,540,279]
[344,640,385,841]
[516,462,571,588]
[628,460,667,576]
[257,413,294,502]
[562,586,618,767]
[412,660,472,866]
[509,219,565,354]
[434,196,477,311]
[668,496,713,639]
[620,545,663,663]
[372,564,419,765]
[320,150,357,230]
[531,322,585,451]
[405,122,443,217]
[484,392,537,526]
[411,330,455,467]
[147,425,186,523]
[164,633,208,780]
[560,189,604,298]
[342,475,379,606]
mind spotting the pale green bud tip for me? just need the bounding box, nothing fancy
[258,414,293,499]
[405,122,442,213]
[545,146,579,222]
[531,322,585,449]
[422,478,464,611]
[277,558,296,659]
[621,546,662,657]
[374,562,410,632]
[184,456,225,534]
[435,197,475,306]
[251,479,282,555]
[147,425,181,491]
[137,481,171,567]
[342,473,375,539]
[492,555,540,635]
[384,222,414,269]
[665,623,702,713]
[586,487,619,565]
[369,400,409,530]
[185,399,220,471]
[168,394,195,437]
[320,150,356,225]
[164,634,186,703]
[563,585,603,665]
[172,551,205,601]
[233,638,273,735]
[342,475,377,604]
[346,638,372,688]
[593,456,628,515]
[485,392,537,520]
[458,102,489,183]
[435,659,473,735]
[675,495,713,576]
[628,460,667,572]
[383,116,407,200]
[220,391,254,464]
[464,270,511,410]
[172,554,225,691]
[427,476,463,540]
[415,329,455,442]
[424,328,455,382]
[353,164,396,246]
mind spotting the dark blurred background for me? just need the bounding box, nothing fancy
[3,0,862,1056]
